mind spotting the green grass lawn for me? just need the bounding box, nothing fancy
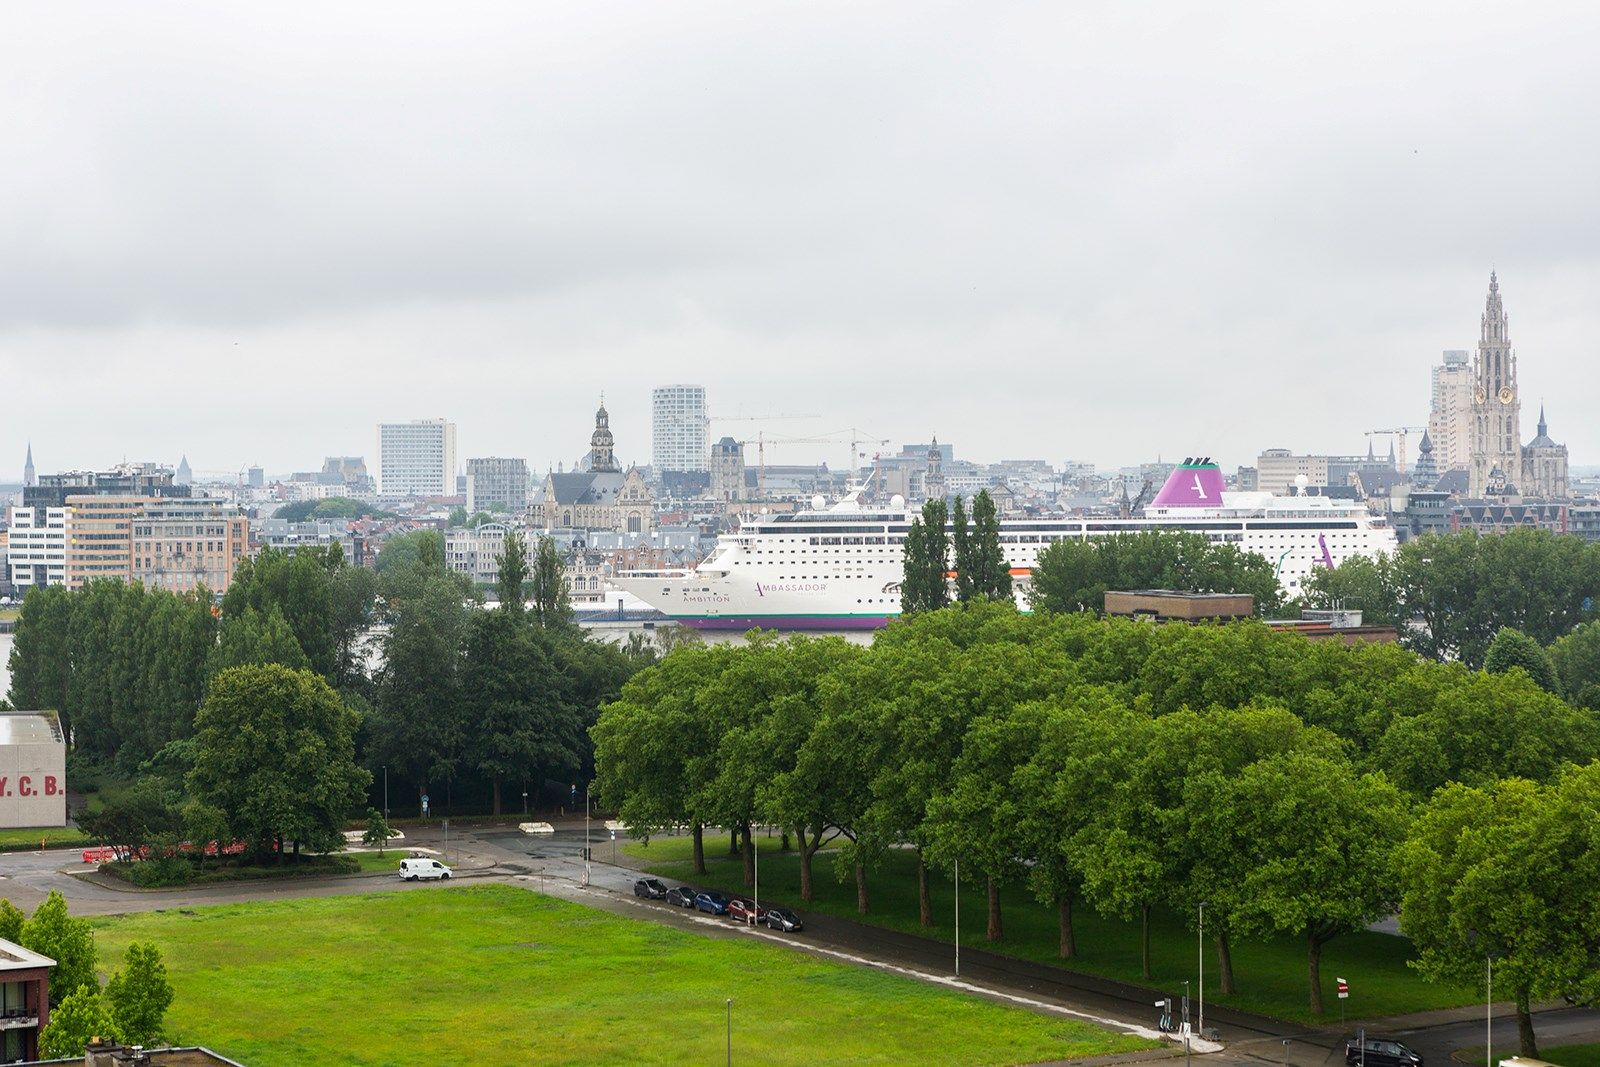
[0,826,89,851]
[91,885,1153,1067]
[624,836,1479,1024]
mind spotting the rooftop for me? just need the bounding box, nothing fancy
[0,712,63,747]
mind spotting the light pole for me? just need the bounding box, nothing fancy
[382,765,388,822]
[725,998,732,1066]
[954,857,960,977]
[1198,901,1206,1037]
[1282,1038,1291,1067]
[1486,954,1493,1067]
[583,781,592,887]
[753,825,759,925]
[522,786,528,815]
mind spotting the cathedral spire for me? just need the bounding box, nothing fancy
[1538,404,1548,438]
[23,442,35,488]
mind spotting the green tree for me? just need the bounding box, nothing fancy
[464,611,579,814]
[363,808,392,855]
[39,987,121,1059]
[950,495,975,602]
[1552,621,1600,711]
[966,490,1013,602]
[78,777,182,864]
[370,571,473,810]
[592,646,712,871]
[1302,553,1403,626]
[0,900,23,944]
[496,529,531,615]
[1189,752,1411,1014]
[1395,528,1600,666]
[530,536,573,629]
[189,665,370,858]
[1483,626,1562,695]
[1030,530,1281,616]
[221,546,340,680]
[181,799,230,872]
[899,499,949,615]
[1399,764,1600,1057]
[5,585,76,736]
[376,529,445,578]
[329,564,378,692]
[209,604,312,677]
[105,941,174,1047]
[21,890,96,1005]
[1370,668,1600,798]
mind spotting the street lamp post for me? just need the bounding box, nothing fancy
[725,998,732,1066]
[522,787,528,815]
[584,782,592,887]
[1486,954,1493,1067]
[954,857,960,977]
[1198,901,1206,1036]
[753,825,759,926]
[382,765,388,822]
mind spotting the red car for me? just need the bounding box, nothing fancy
[726,898,767,924]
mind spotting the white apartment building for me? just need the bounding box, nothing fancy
[5,507,67,590]
[1255,450,1331,495]
[1428,350,1473,473]
[445,522,516,586]
[651,385,708,473]
[377,419,457,497]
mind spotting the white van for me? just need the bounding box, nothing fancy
[398,857,453,881]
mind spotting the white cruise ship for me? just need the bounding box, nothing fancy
[609,459,1397,630]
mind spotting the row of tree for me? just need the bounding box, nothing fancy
[901,490,1013,613]
[1303,526,1600,666]
[5,529,645,821]
[592,603,1600,1050]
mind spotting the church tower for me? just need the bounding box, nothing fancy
[589,398,620,473]
[23,443,35,488]
[1468,272,1522,497]
[924,436,945,502]
[1522,405,1568,499]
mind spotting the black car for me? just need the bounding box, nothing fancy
[634,878,669,900]
[1345,1037,1422,1067]
[764,907,804,933]
[665,886,697,908]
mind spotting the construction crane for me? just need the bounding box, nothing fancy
[705,414,818,497]
[1365,426,1426,473]
[763,427,889,488]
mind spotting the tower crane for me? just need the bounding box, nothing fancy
[1364,426,1426,473]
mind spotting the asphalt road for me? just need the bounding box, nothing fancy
[8,823,1598,1067]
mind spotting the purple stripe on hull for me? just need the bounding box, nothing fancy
[675,615,893,631]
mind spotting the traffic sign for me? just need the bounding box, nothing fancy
[1337,977,1349,999]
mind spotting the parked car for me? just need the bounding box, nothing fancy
[398,857,452,881]
[726,898,767,923]
[665,886,697,908]
[693,891,730,915]
[634,878,669,900]
[1345,1037,1422,1067]
[764,908,804,933]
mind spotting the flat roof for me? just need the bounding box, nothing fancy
[0,713,62,746]
[0,937,54,972]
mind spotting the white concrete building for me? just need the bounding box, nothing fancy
[651,385,708,473]
[4,507,66,590]
[1428,349,1473,473]
[445,522,515,585]
[377,419,457,498]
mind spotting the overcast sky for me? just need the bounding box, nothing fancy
[3,2,1597,479]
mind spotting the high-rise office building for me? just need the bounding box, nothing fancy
[465,457,530,513]
[377,419,457,497]
[651,385,708,474]
[1428,350,1473,473]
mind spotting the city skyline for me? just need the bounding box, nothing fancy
[3,5,1599,474]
